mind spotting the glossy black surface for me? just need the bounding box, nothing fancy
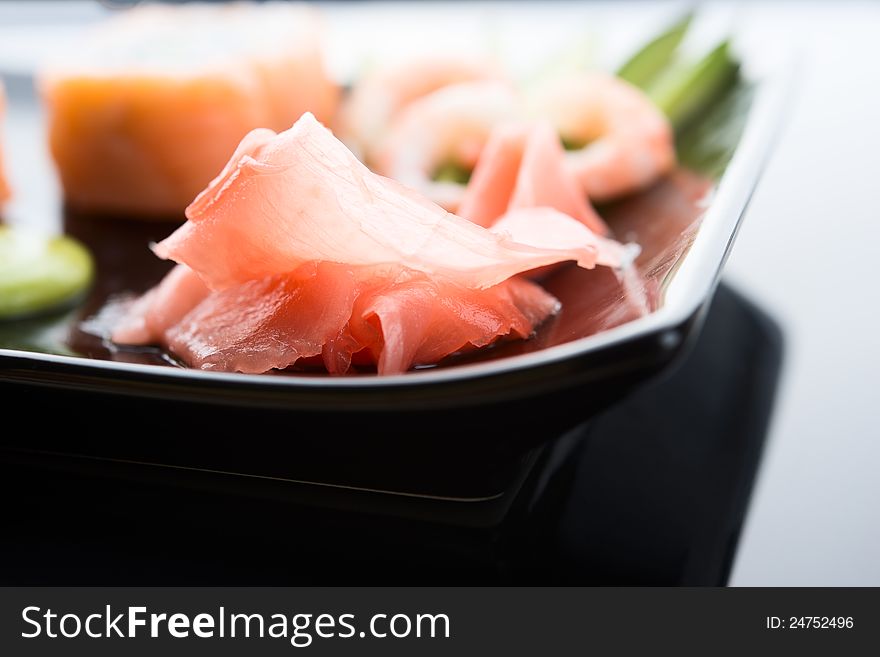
[0,284,782,584]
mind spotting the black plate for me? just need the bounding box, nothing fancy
[0,37,789,515]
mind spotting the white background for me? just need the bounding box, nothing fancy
[0,1,877,585]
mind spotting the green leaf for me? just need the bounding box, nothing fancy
[648,40,740,132]
[618,12,693,90]
[675,81,753,179]
[432,162,472,185]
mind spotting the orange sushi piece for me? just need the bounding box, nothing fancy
[40,2,339,219]
[0,83,10,204]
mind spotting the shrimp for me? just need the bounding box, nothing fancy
[529,72,675,202]
[336,56,500,163]
[371,81,519,211]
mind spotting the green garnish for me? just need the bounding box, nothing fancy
[675,82,753,179]
[617,12,740,135]
[432,162,472,185]
[561,136,590,151]
[648,40,740,131]
[0,226,94,320]
[618,12,694,89]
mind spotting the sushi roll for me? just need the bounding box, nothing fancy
[0,82,10,204]
[40,2,339,219]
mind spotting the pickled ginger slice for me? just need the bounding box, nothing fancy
[490,208,633,269]
[112,264,209,345]
[115,260,561,376]
[113,112,633,375]
[155,112,600,291]
[323,273,560,375]
[458,121,608,235]
[165,262,359,374]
